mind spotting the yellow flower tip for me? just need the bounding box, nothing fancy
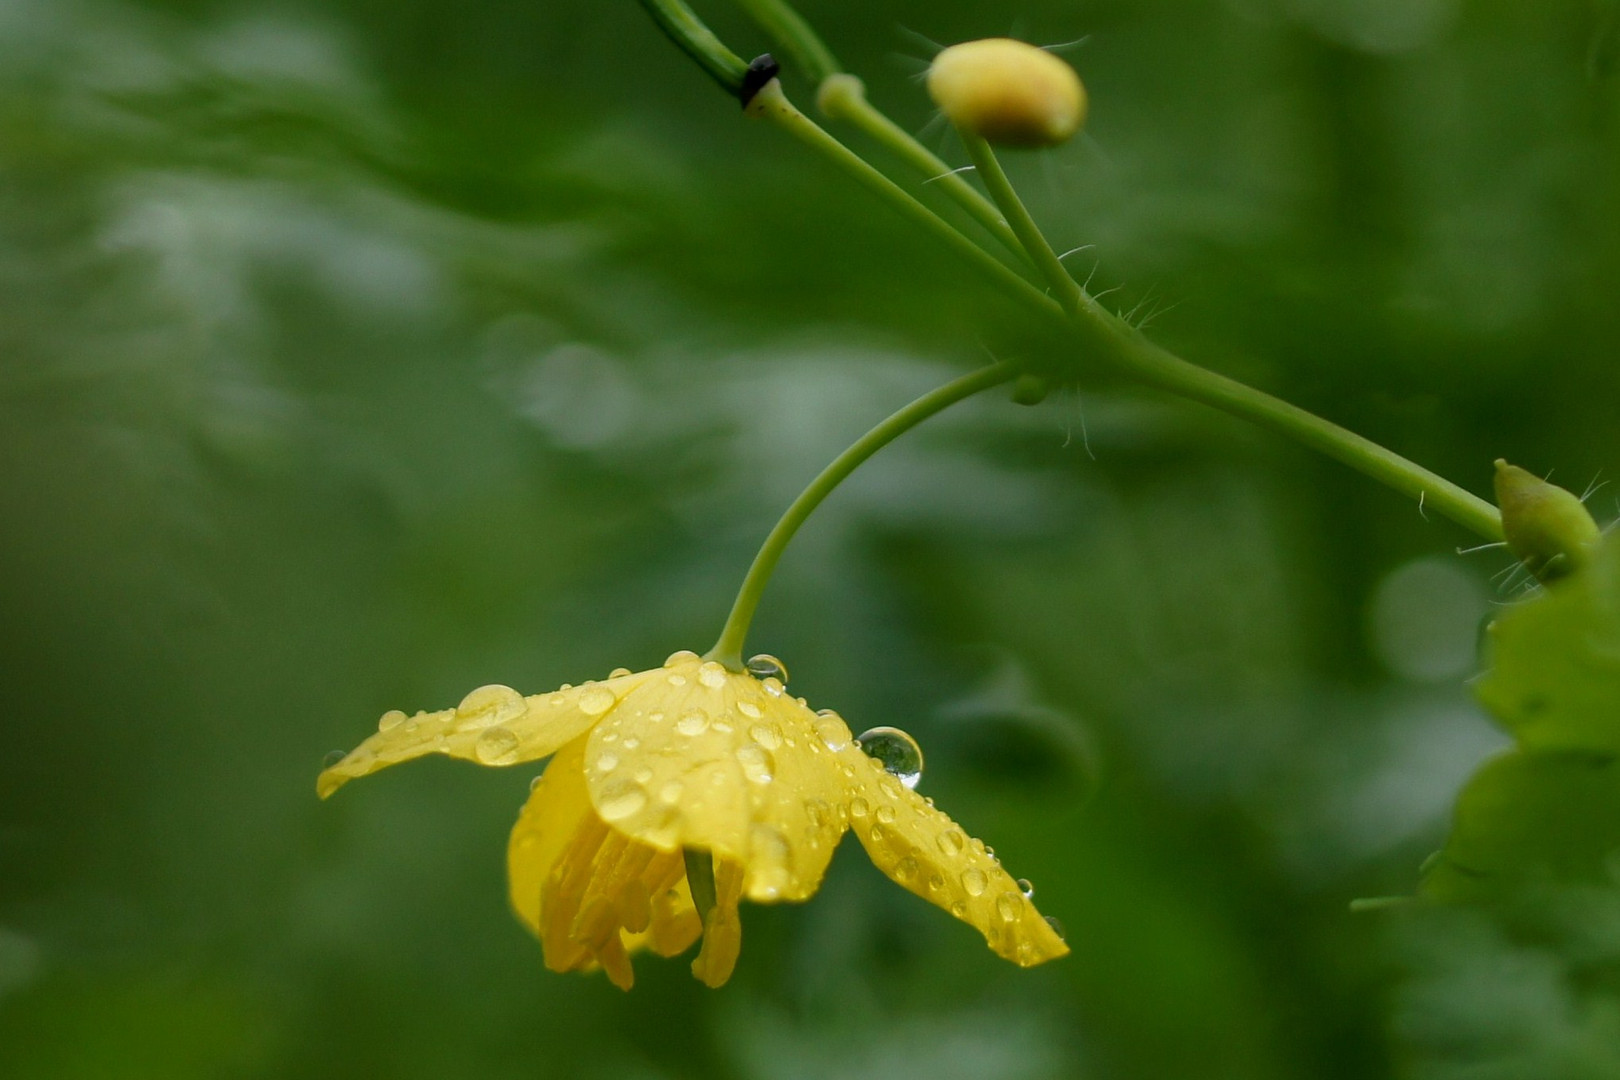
[927,38,1087,149]
[324,647,1070,988]
[1493,459,1601,583]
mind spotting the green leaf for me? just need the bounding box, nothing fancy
[1424,533,1620,901]
[1422,750,1620,902]
[1476,532,1620,753]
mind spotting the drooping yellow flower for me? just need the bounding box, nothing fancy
[318,650,1069,988]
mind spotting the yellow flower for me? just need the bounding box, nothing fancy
[318,650,1069,988]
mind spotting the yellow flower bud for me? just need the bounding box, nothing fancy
[1494,459,1601,582]
[927,38,1087,149]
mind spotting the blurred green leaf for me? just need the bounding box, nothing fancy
[1476,533,1620,753]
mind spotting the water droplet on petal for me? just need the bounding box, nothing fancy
[929,873,946,892]
[803,798,831,828]
[474,727,521,764]
[633,766,653,783]
[737,701,763,720]
[961,868,988,896]
[850,797,870,818]
[667,673,687,687]
[736,743,775,784]
[747,723,781,750]
[937,829,965,856]
[609,667,632,679]
[529,775,544,792]
[1044,915,1066,940]
[595,753,620,773]
[896,856,919,882]
[876,805,896,824]
[578,685,617,717]
[665,650,699,667]
[698,662,727,688]
[322,749,347,769]
[676,708,710,736]
[814,710,852,751]
[745,654,789,683]
[457,684,527,730]
[950,901,967,918]
[1017,878,1034,899]
[377,710,407,733]
[996,891,1023,922]
[658,780,684,803]
[761,677,785,697]
[622,736,640,750]
[597,782,647,821]
[856,726,924,789]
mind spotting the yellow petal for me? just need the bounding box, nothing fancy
[844,751,1069,967]
[690,859,746,987]
[318,669,659,798]
[639,876,702,958]
[583,656,850,902]
[508,736,594,937]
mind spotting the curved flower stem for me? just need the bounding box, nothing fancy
[706,360,1020,670]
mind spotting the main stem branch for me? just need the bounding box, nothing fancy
[706,360,1020,670]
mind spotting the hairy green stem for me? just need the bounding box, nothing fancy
[706,360,1020,670]
[955,133,1504,540]
[732,0,841,83]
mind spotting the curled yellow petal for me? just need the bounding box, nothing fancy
[583,655,849,902]
[690,859,746,987]
[318,669,659,798]
[844,751,1069,967]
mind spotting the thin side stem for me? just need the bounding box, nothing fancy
[817,76,1024,259]
[706,360,1020,670]
[637,0,750,98]
[732,0,840,83]
[747,81,1058,316]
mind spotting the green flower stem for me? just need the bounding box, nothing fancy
[732,0,840,83]
[633,8,1504,542]
[706,360,1020,670]
[1090,322,1505,539]
[637,0,749,99]
[745,81,1058,314]
[817,75,1025,259]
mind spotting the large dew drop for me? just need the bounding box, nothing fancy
[577,684,617,717]
[456,684,527,730]
[745,654,789,683]
[856,726,924,789]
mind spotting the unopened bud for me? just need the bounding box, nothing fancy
[1011,373,1051,405]
[1494,459,1601,582]
[927,38,1086,149]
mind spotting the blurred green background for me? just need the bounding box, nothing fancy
[3,0,1619,1076]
